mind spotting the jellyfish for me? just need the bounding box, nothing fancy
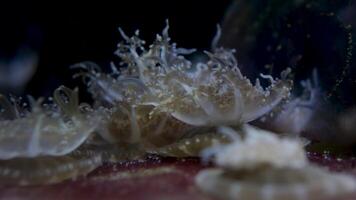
[0,86,101,185]
[0,86,97,159]
[257,69,321,135]
[73,21,293,159]
[195,125,356,200]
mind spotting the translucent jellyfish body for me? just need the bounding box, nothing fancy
[0,86,97,159]
[0,86,101,185]
[73,63,197,151]
[96,105,195,148]
[259,70,321,135]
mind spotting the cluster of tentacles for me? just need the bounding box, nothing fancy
[0,22,297,186]
[74,22,293,155]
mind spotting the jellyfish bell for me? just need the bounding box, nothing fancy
[0,86,97,159]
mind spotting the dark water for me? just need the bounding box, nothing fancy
[0,1,229,97]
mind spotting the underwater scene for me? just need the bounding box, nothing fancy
[1,1,356,199]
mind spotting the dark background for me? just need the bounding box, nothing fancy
[1,1,356,109]
[0,1,231,99]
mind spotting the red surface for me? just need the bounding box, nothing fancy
[0,156,211,200]
[0,153,356,200]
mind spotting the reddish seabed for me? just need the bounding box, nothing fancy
[0,153,356,200]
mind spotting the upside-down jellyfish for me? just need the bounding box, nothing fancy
[73,22,293,159]
[196,125,356,200]
[0,86,96,159]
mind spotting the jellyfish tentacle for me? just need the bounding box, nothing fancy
[53,86,80,117]
[0,94,20,120]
